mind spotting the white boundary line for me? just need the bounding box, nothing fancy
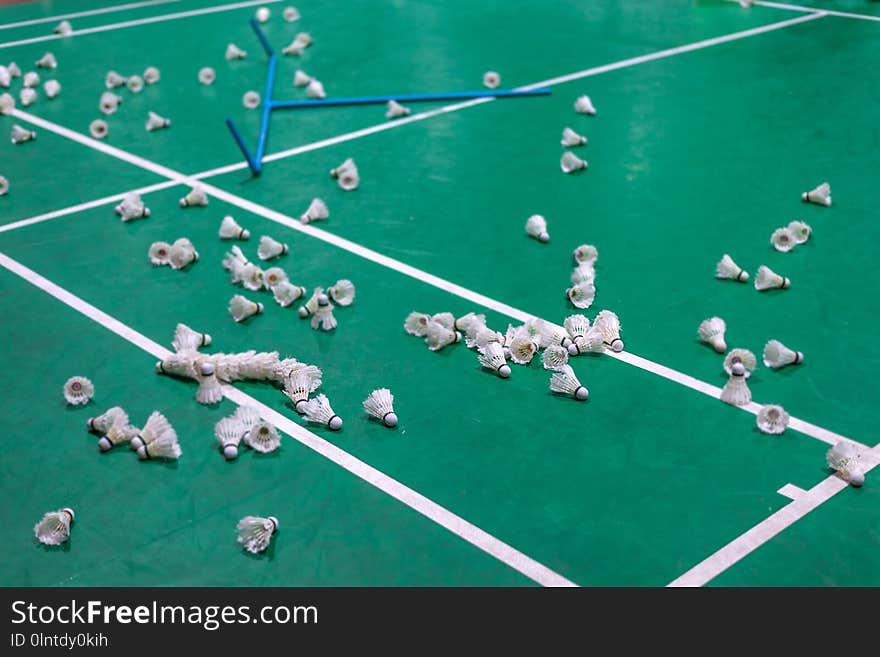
[0,0,282,50]
[668,445,880,587]
[728,0,880,23]
[0,249,575,588]
[776,483,806,501]
[0,0,181,31]
[9,105,871,454]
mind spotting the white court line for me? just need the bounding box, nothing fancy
[668,445,880,587]
[727,0,880,23]
[9,105,871,454]
[191,12,826,180]
[0,0,282,50]
[0,0,181,31]
[0,249,575,588]
[776,483,806,501]
[0,180,179,235]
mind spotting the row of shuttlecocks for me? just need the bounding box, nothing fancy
[85,407,181,460]
[523,217,599,310]
[559,94,596,174]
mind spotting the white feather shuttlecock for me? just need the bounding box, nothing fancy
[11,124,36,144]
[573,244,598,265]
[762,339,803,369]
[483,71,500,89]
[569,329,606,356]
[566,281,596,310]
[561,151,587,173]
[0,175,7,196]
[98,417,137,452]
[329,158,355,179]
[242,90,260,109]
[282,32,313,55]
[34,508,74,545]
[542,345,570,371]
[787,220,811,244]
[754,265,790,291]
[550,365,589,401]
[574,94,596,115]
[563,314,590,339]
[239,263,265,291]
[233,405,262,436]
[826,441,865,487]
[593,310,624,352]
[219,215,249,240]
[431,312,456,329]
[404,311,431,337]
[19,87,37,107]
[802,182,831,207]
[99,91,122,115]
[302,393,343,430]
[89,119,108,140]
[310,294,337,331]
[255,6,270,22]
[116,191,150,221]
[8,63,21,78]
[229,294,264,322]
[756,405,790,435]
[297,287,322,318]
[63,376,94,405]
[770,227,796,253]
[540,322,573,349]
[198,67,216,85]
[720,371,751,406]
[715,254,749,282]
[425,319,461,351]
[173,323,211,352]
[236,351,280,381]
[145,111,170,131]
[105,70,126,88]
[300,197,328,224]
[386,99,411,119]
[327,279,355,306]
[363,388,398,426]
[134,411,181,460]
[35,52,57,69]
[262,267,288,289]
[455,312,486,334]
[155,351,197,379]
[723,348,757,377]
[306,79,326,99]
[0,93,15,115]
[215,416,245,460]
[226,43,247,60]
[54,20,73,36]
[525,214,549,242]
[505,334,534,365]
[698,317,727,353]
[561,127,587,147]
[244,421,281,453]
[144,66,160,84]
[284,6,301,21]
[283,371,316,414]
[293,69,311,87]
[195,362,224,405]
[23,71,39,88]
[273,281,307,307]
[179,186,208,208]
[478,342,511,378]
[168,239,199,270]
[43,79,61,99]
[257,235,289,260]
[127,75,144,93]
[0,66,9,89]
[236,516,278,553]
[336,166,359,191]
[87,406,127,435]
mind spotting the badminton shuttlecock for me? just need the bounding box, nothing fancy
[7,63,21,78]
[566,281,596,310]
[233,406,263,443]
[244,421,281,453]
[293,69,311,87]
[195,362,223,404]
[19,87,37,107]
[574,95,596,115]
[561,151,587,173]
[215,416,245,460]
[219,215,250,240]
[327,279,355,306]
[63,376,94,405]
[148,241,172,265]
[179,186,208,207]
[35,52,57,69]
[283,370,320,414]
[236,516,278,553]
[297,287,323,318]
[168,238,199,270]
[762,339,803,369]
[239,263,264,291]
[99,91,122,115]
[787,220,811,244]
[754,265,789,291]
[715,254,749,282]
[306,79,326,99]
[570,262,595,285]
[226,43,247,60]
[337,167,359,191]
[198,67,216,85]
[561,127,587,147]
[242,90,260,109]
[330,157,358,182]
[143,66,160,84]
[506,334,536,365]
[404,312,430,336]
[173,323,211,352]
[802,182,831,207]
[98,416,137,452]
[145,111,170,131]
[455,312,486,334]
[0,66,9,88]
[105,70,126,88]
[770,227,796,253]
[256,6,270,22]
[542,345,570,371]
[310,294,337,331]
[756,404,790,435]
[155,351,197,378]
[34,508,74,545]
[282,32,312,55]
[229,294,263,322]
[87,406,128,434]
[540,323,573,350]
[593,310,624,352]
[698,317,727,353]
[483,71,500,89]
[262,267,288,289]
[54,20,73,36]
[115,191,150,221]
[284,6,301,21]
[302,393,343,430]
[478,342,511,378]
[425,319,461,351]
[386,99,411,119]
[23,71,39,88]
[273,281,307,307]
[525,214,549,242]
[43,79,61,99]
[563,314,590,347]
[0,175,7,196]
[720,370,751,406]
[550,365,589,400]
[723,348,757,378]
[826,441,865,487]
[0,92,14,115]
[568,329,606,356]
[133,411,181,460]
[300,197,328,224]
[363,388,398,426]
[257,235,289,260]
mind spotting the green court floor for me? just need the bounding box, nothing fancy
[0,0,877,587]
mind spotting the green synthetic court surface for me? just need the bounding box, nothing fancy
[1,0,878,587]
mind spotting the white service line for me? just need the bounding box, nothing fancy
[776,483,806,501]
[727,0,880,23]
[8,106,871,454]
[0,0,181,31]
[0,0,282,50]
[0,180,179,235]
[0,249,576,588]
[668,445,880,587]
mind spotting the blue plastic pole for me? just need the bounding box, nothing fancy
[255,55,276,164]
[269,88,551,110]
[249,18,274,56]
[225,118,261,175]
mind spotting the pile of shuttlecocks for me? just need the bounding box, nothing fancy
[214,405,282,460]
[85,407,182,461]
[149,237,199,270]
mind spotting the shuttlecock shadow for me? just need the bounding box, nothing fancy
[240,538,277,562]
[365,414,400,430]
[36,538,72,553]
